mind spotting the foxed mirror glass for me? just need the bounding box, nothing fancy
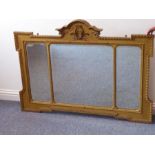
[26,43,51,102]
[26,44,142,109]
[50,44,113,107]
[116,46,141,109]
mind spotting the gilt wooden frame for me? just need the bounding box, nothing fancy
[14,20,154,123]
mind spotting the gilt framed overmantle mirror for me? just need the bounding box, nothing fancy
[14,20,154,123]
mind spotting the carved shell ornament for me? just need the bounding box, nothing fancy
[56,19,103,40]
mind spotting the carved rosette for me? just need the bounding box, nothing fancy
[56,20,103,40]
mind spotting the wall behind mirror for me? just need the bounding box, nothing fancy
[0,19,155,102]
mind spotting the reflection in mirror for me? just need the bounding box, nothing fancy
[26,43,51,102]
[116,46,141,109]
[50,44,113,107]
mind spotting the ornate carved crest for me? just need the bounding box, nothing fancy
[57,19,103,40]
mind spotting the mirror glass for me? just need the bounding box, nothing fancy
[116,46,141,109]
[50,44,113,107]
[26,43,51,102]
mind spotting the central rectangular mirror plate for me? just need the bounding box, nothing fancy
[14,20,154,123]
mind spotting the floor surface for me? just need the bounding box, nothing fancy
[0,100,155,135]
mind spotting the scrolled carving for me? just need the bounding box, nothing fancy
[57,19,103,40]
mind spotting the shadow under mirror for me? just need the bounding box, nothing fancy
[116,46,141,109]
[26,43,52,102]
[50,44,113,107]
